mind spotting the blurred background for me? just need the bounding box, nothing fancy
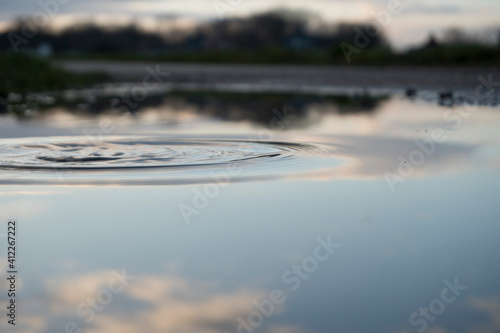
[1,0,500,64]
[1,0,499,106]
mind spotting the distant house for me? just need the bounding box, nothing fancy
[284,30,315,50]
[22,42,54,58]
[37,42,53,57]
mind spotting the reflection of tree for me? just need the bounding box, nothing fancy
[167,92,386,124]
[21,92,387,126]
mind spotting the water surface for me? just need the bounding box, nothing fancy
[0,92,499,333]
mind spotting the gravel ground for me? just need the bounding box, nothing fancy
[59,61,500,90]
[58,61,500,106]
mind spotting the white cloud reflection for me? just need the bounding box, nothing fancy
[8,269,296,333]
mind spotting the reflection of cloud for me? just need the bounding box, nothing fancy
[0,314,46,333]
[47,270,120,310]
[468,295,500,333]
[332,135,476,179]
[0,200,47,219]
[93,273,269,333]
[0,191,65,196]
[0,263,46,333]
[265,325,317,333]
[13,270,304,333]
[427,327,448,333]
[275,134,477,184]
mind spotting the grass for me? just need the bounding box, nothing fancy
[0,53,109,97]
[54,44,500,66]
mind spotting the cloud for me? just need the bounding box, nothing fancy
[404,4,462,14]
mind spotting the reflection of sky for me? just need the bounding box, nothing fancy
[1,169,500,332]
[0,0,500,48]
[1,95,500,332]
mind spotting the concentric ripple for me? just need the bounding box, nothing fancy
[0,137,346,185]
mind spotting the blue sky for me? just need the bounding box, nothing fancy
[0,0,499,48]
